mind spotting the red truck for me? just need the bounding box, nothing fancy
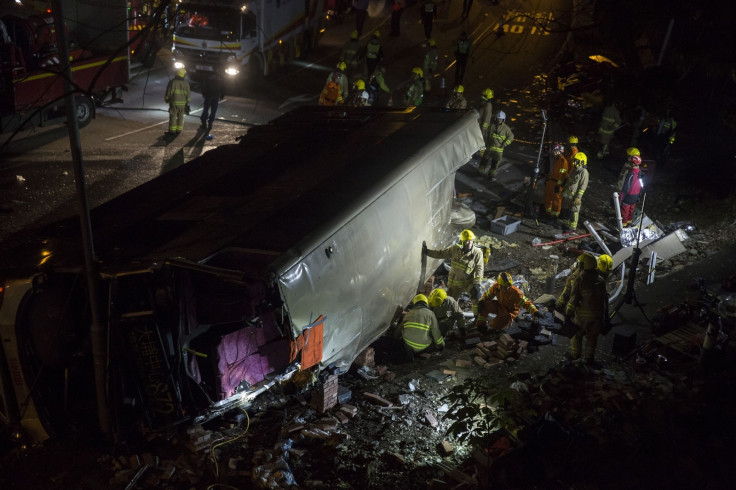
[0,9,129,134]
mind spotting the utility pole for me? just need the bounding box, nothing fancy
[51,0,110,437]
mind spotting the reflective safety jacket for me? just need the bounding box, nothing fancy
[364,38,383,60]
[479,281,538,319]
[341,39,361,68]
[423,46,438,75]
[454,37,472,56]
[402,305,444,352]
[478,99,493,139]
[431,296,465,332]
[487,121,514,154]
[425,244,484,292]
[598,103,621,135]
[562,164,589,201]
[405,79,424,106]
[165,76,190,107]
[565,269,608,320]
[445,93,468,110]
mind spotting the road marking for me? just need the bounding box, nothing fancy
[105,106,205,141]
[278,94,317,110]
[105,121,167,140]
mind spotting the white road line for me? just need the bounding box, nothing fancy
[105,107,205,141]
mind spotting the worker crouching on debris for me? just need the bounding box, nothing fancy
[428,288,466,336]
[422,229,484,301]
[398,294,444,361]
[477,272,540,332]
[565,254,609,364]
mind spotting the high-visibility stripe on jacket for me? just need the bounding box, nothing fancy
[488,121,514,153]
[480,281,538,320]
[565,270,608,319]
[425,244,484,289]
[402,306,443,352]
[165,77,190,106]
[562,165,589,200]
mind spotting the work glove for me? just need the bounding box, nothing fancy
[422,241,428,255]
[532,310,542,318]
[471,283,482,301]
[573,197,581,206]
[185,104,191,115]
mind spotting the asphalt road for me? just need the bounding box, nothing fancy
[0,0,571,239]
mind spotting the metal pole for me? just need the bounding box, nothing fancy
[523,110,547,222]
[51,0,110,436]
[657,19,675,66]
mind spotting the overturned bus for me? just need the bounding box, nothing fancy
[0,107,483,442]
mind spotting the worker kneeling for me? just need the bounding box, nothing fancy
[398,294,445,362]
[477,272,540,332]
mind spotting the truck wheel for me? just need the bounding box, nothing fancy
[75,96,95,128]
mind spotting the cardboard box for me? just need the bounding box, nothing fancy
[491,216,521,236]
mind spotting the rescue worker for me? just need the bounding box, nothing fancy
[318,61,349,106]
[404,67,425,107]
[164,67,191,135]
[445,85,468,110]
[368,64,391,106]
[566,135,579,159]
[363,30,384,75]
[654,109,677,167]
[346,79,370,107]
[477,272,541,332]
[479,111,514,181]
[453,31,472,85]
[428,288,466,336]
[556,253,588,313]
[597,254,613,279]
[390,0,405,37]
[199,71,225,133]
[461,0,473,19]
[565,253,609,364]
[615,147,640,191]
[544,143,570,218]
[559,152,589,231]
[341,30,362,77]
[353,0,369,35]
[478,88,494,134]
[398,294,444,362]
[422,38,439,92]
[596,101,621,159]
[421,0,437,41]
[422,229,484,301]
[619,155,644,227]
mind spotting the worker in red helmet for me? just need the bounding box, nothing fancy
[476,272,540,332]
[619,155,644,227]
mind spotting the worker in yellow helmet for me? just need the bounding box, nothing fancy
[565,254,609,365]
[477,272,540,332]
[559,152,589,231]
[445,85,468,110]
[318,62,348,106]
[422,229,485,301]
[428,288,466,336]
[164,67,191,135]
[398,294,444,362]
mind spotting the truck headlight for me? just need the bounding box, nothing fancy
[174,61,185,70]
[225,66,239,76]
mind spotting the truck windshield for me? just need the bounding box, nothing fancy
[175,9,241,41]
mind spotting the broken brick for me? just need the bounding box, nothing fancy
[363,392,394,407]
[455,359,472,367]
[353,347,375,368]
[442,369,456,376]
[334,411,350,424]
[339,403,358,416]
[440,441,454,455]
[474,355,488,366]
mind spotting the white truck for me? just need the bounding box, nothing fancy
[171,0,327,79]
